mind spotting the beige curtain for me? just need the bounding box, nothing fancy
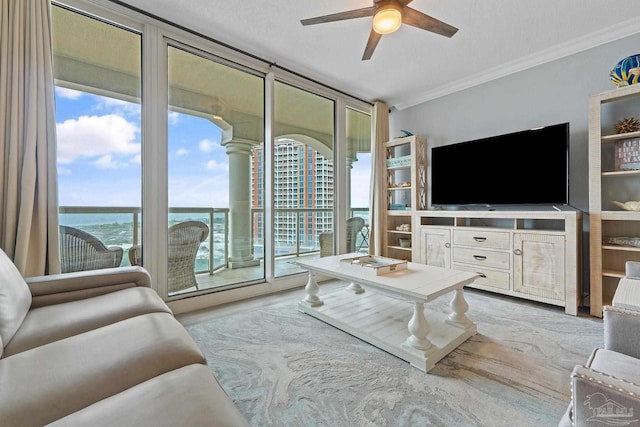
[0,0,60,276]
[368,101,389,256]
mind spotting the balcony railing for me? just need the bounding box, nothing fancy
[58,206,370,274]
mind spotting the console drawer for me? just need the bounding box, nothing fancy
[452,247,510,269]
[452,263,510,290]
[453,229,510,250]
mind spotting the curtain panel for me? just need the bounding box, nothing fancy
[368,101,389,256]
[0,0,60,276]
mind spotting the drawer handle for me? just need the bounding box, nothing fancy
[473,255,487,261]
[473,236,487,242]
[477,272,487,278]
[514,249,522,256]
[444,242,451,248]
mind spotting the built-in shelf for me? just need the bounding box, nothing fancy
[589,83,640,317]
[382,135,427,262]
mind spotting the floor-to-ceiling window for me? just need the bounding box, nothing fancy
[347,107,372,253]
[165,44,265,296]
[52,4,142,273]
[52,0,372,306]
[273,81,334,276]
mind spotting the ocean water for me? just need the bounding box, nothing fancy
[59,212,370,269]
[59,212,225,269]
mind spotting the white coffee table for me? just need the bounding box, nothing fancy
[296,254,479,372]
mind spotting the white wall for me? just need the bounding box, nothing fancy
[389,32,640,302]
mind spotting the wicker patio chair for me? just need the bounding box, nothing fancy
[59,225,124,273]
[168,221,209,294]
[318,216,365,257]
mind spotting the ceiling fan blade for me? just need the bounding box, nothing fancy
[301,7,375,26]
[375,0,413,4]
[402,7,458,38]
[362,29,383,61]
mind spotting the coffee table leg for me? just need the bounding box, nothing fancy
[403,301,434,352]
[447,288,472,328]
[301,270,323,307]
[346,282,365,294]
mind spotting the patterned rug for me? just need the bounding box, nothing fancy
[185,287,602,427]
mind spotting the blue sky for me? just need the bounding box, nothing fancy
[55,87,370,209]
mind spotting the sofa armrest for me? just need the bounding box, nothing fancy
[603,306,640,359]
[613,277,640,311]
[626,261,640,279]
[25,266,152,308]
[568,365,640,426]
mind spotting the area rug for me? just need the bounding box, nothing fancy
[185,287,602,427]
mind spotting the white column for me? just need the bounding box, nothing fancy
[222,139,260,269]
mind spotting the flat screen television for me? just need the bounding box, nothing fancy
[431,122,569,207]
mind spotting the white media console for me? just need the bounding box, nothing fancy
[412,210,582,315]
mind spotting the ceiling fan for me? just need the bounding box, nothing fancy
[301,0,458,60]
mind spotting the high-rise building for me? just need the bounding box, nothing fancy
[252,139,334,255]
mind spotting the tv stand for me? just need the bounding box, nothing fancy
[413,210,582,315]
[433,204,574,213]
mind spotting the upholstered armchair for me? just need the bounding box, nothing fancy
[59,225,123,273]
[559,261,640,426]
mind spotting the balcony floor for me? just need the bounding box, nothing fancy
[176,252,323,295]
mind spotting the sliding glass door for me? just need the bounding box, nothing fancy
[273,81,335,276]
[165,44,265,296]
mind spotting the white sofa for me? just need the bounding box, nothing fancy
[0,249,249,427]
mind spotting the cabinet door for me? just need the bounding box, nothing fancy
[419,227,451,268]
[513,233,565,302]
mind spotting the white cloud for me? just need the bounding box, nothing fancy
[56,87,83,100]
[168,111,181,125]
[57,166,72,176]
[176,148,189,156]
[199,139,215,152]
[94,154,126,169]
[206,159,228,171]
[56,114,140,164]
[95,97,141,118]
[101,97,129,107]
[199,138,225,154]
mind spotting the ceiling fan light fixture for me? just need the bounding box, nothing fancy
[372,4,402,35]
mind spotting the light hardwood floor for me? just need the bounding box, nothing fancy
[176,279,343,326]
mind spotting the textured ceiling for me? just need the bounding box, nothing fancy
[116,0,640,110]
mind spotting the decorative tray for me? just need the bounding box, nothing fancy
[340,255,408,275]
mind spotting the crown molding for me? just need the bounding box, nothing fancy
[392,17,640,111]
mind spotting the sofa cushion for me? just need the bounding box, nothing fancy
[0,312,206,427]
[47,364,251,427]
[587,347,640,385]
[0,249,32,356]
[3,286,171,357]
